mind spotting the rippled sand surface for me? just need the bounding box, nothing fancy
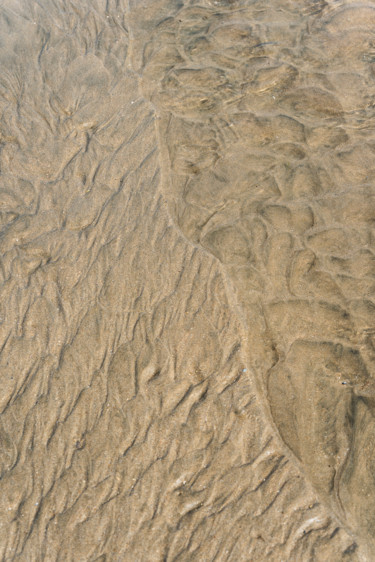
[0,0,375,560]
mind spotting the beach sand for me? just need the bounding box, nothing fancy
[0,0,374,559]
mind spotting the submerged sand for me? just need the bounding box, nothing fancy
[0,0,374,560]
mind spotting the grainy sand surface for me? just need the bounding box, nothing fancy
[0,0,374,560]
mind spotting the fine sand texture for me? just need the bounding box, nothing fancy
[0,0,374,560]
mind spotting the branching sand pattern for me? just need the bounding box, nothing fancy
[0,0,373,560]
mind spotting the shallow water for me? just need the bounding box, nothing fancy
[0,0,374,560]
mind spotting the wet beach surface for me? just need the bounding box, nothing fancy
[0,0,374,560]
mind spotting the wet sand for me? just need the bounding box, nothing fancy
[0,0,374,560]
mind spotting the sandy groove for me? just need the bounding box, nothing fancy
[0,0,367,561]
